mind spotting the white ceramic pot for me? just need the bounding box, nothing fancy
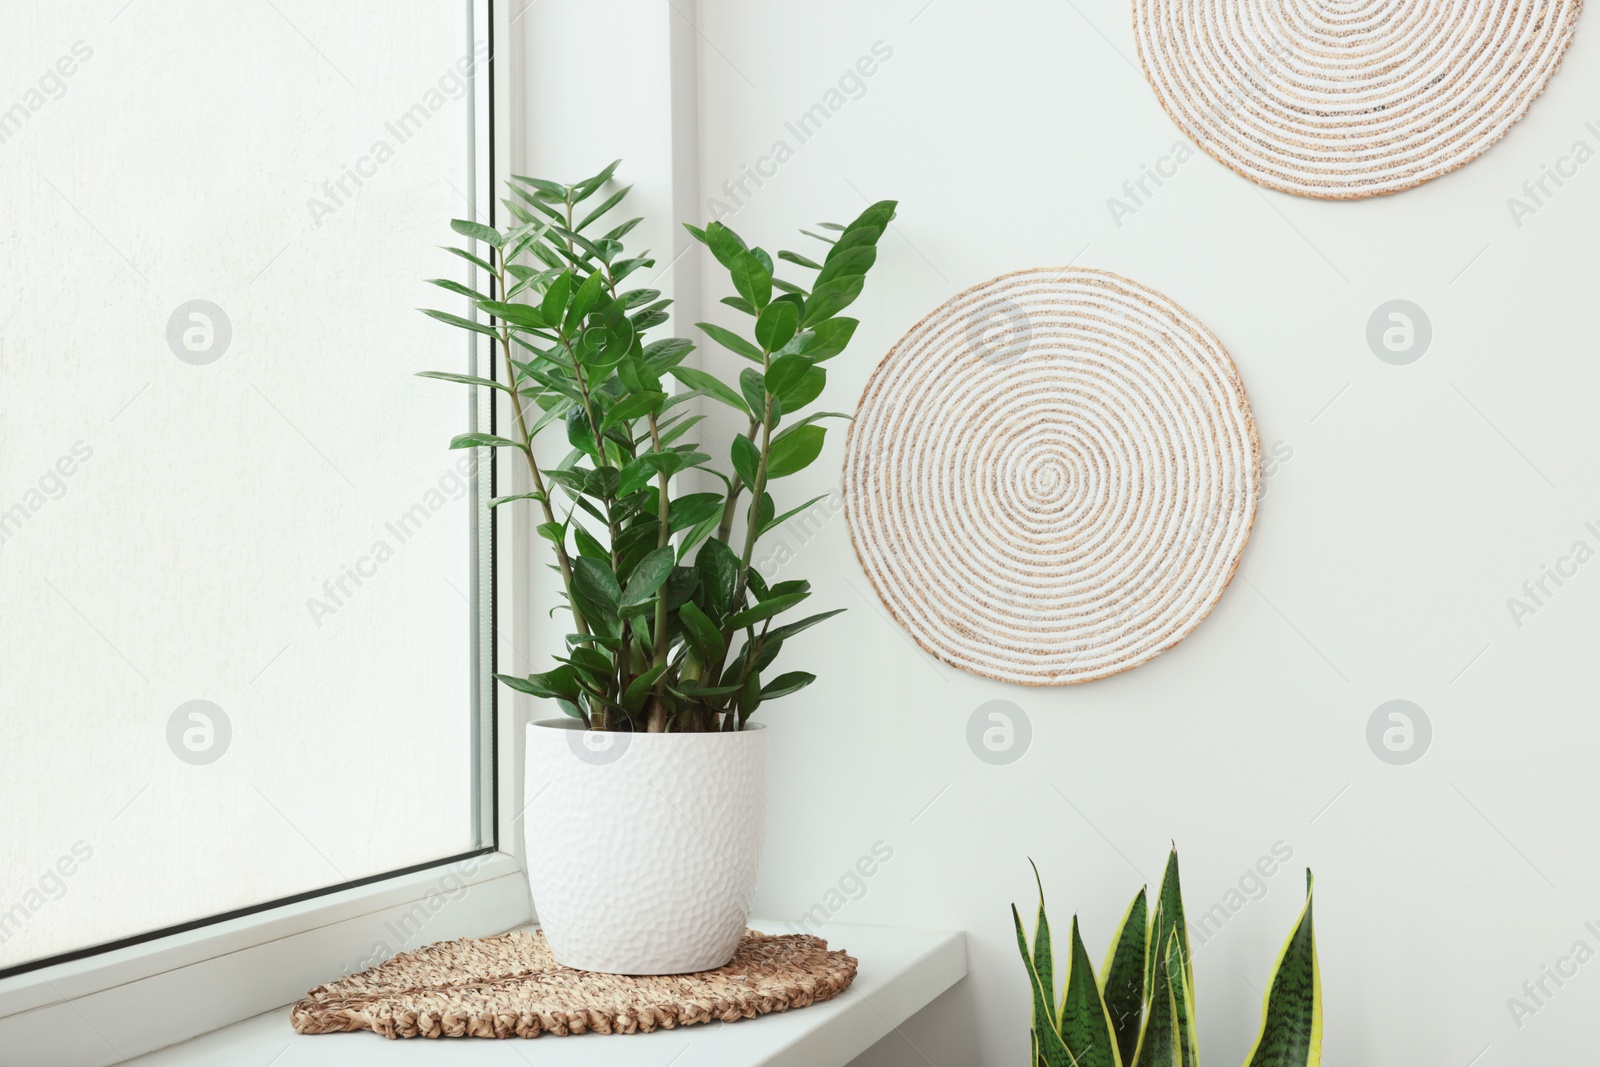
[523,719,768,974]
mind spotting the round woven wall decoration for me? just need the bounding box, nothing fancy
[843,268,1258,686]
[1132,0,1583,199]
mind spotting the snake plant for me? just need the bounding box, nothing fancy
[1013,847,1320,1067]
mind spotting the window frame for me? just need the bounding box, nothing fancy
[0,2,531,1060]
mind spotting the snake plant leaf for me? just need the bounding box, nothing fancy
[1148,847,1195,997]
[1131,931,1182,1067]
[1058,916,1120,1067]
[1028,860,1057,1029]
[1101,886,1148,1067]
[1242,872,1321,1067]
[1012,905,1075,1067]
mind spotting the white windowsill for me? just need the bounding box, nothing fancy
[126,921,967,1067]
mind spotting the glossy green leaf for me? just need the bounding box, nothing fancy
[760,608,844,644]
[698,322,764,362]
[1058,916,1119,1067]
[696,537,739,618]
[620,545,675,610]
[1131,932,1182,1067]
[1101,887,1148,1067]
[765,354,812,398]
[679,600,727,668]
[731,434,762,488]
[599,390,665,432]
[1013,904,1075,1067]
[415,370,509,393]
[421,308,497,338]
[755,300,799,353]
[1028,860,1056,1029]
[759,671,815,700]
[449,432,523,450]
[766,425,825,478]
[541,271,573,327]
[803,316,858,361]
[724,591,807,629]
[730,250,772,310]
[451,218,502,247]
[572,557,620,614]
[803,275,865,327]
[1243,873,1321,1067]
[669,366,750,416]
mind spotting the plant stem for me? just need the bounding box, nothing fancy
[645,411,672,733]
[715,418,761,543]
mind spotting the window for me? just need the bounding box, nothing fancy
[0,0,497,976]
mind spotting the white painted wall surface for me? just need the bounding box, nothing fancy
[664,2,1600,1064]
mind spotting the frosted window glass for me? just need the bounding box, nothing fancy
[0,0,489,970]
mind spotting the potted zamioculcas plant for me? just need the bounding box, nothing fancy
[421,159,894,974]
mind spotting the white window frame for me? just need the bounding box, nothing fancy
[0,3,532,1062]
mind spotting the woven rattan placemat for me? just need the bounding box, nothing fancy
[290,929,856,1039]
[1133,0,1583,198]
[842,267,1259,686]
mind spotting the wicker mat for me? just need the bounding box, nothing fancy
[290,929,857,1039]
[1133,0,1584,198]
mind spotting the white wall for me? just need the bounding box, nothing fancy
[518,1,1600,1063]
[688,2,1600,1065]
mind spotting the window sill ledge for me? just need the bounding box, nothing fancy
[127,921,967,1067]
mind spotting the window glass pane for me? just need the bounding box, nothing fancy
[0,0,489,970]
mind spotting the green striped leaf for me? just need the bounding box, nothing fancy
[1147,848,1195,999]
[1028,861,1056,1029]
[1243,872,1321,1067]
[1013,905,1075,1067]
[1058,916,1119,1067]
[1131,932,1182,1067]
[1100,886,1148,1067]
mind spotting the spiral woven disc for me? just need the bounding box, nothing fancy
[1133,0,1583,199]
[843,268,1258,686]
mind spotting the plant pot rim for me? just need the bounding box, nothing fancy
[529,718,767,735]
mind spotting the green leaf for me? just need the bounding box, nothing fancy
[702,221,749,269]
[415,370,509,393]
[643,336,695,370]
[730,251,772,310]
[759,671,814,700]
[758,493,829,536]
[755,301,799,353]
[451,218,502,247]
[425,277,489,301]
[541,271,574,327]
[731,434,762,488]
[1014,904,1075,1067]
[1243,873,1321,1067]
[724,591,807,629]
[668,492,724,534]
[477,299,548,330]
[421,308,498,338]
[1102,887,1149,1067]
[679,600,727,668]
[721,295,757,316]
[1131,932,1183,1067]
[573,557,620,614]
[816,245,876,288]
[804,316,858,361]
[667,366,749,417]
[803,275,866,327]
[696,538,740,618]
[441,245,494,273]
[496,664,579,702]
[766,425,826,478]
[511,173,568,200]
[778,249,823,270]
[777,366,826,413]
[699,322,764,362]
[450,432,523,450]
[600,390,666,432]
[1058,917,1119,1067]
[739,369,766,419]
[490,492,545,509]
[567,270,607,329]
[762,608,844,643]
[1148,848,1194,998]
[765,354,812,398]
[620,545,675,610]
[622,662,668,713]
[571,159,621,202]
[576,184,632,231]
[1027,861,1056,1029]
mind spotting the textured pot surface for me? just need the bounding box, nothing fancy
[524,720,768,974]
